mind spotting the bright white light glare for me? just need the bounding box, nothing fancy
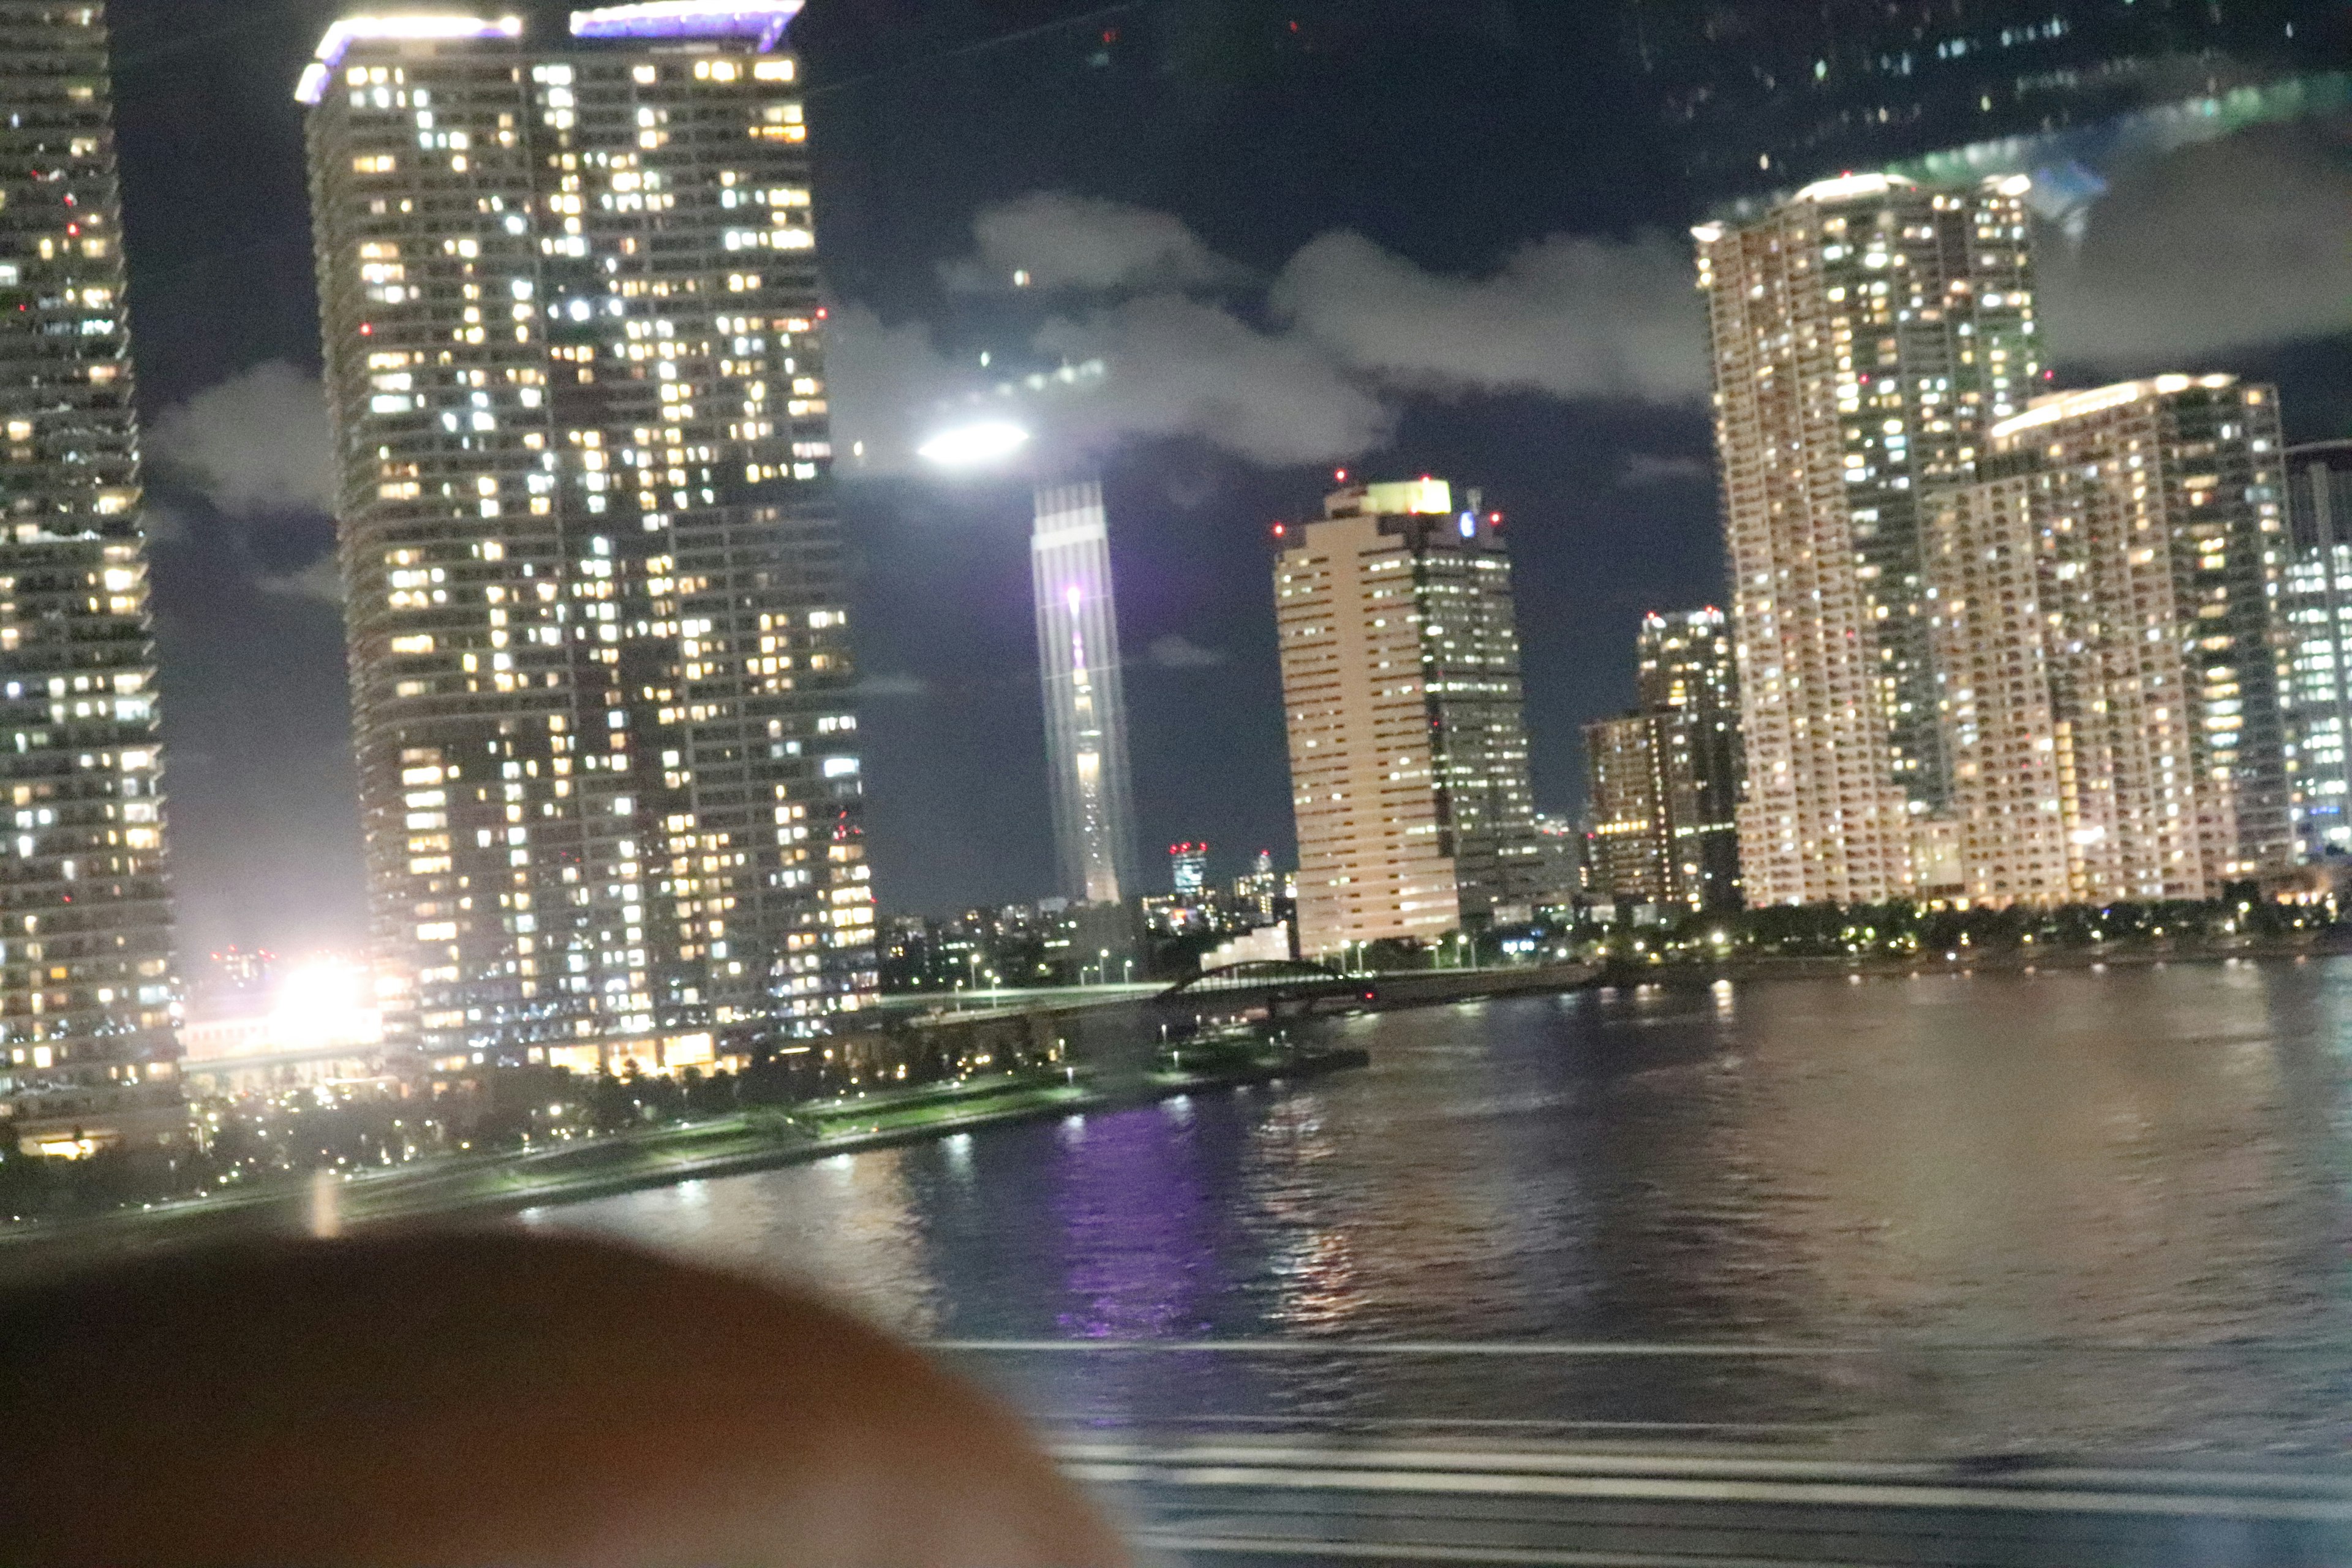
[297,14,525,104]
[269,960,385,1053]
[918,421,1031,469]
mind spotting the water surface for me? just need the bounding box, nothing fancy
[544,963,2352,1453]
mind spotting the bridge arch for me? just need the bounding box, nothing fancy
[1159,960,1359,1001]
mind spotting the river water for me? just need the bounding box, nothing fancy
[540,962,2352,1456]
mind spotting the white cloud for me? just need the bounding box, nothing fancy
[258,554,344,605]
[1033,295,1395,466]
[150,361,336,516]
[826,304,990,475]
[1272,230,1708,403]
[1148,633,1229,669]
[2040,124,2352,367]
[856,671,931,699]
[829,192,1714,475]
[943,192,1251,295]
[1618,452,1713,487]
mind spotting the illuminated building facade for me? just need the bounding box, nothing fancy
[1636,607,1743,909]
[1276,478,1540,957]
[1926,377,2290,905]
[0,2,179,1154]
[1232,847,1278,923]
[1624,0,2346,199]
[1168,842,1207,898]
[300,2,876,1074]
[1030,477,1137,906]
[1696,173,2038,906]
[1583,712,1672,907]
[2284,442,2352,859]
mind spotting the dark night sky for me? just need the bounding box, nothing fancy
[100,0,2352,953]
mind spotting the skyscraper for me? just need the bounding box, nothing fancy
[0,1,179,1155]
[1276,478,1540,957]
[1168,842,1207,898]
[1637,608,1743,909]
[1583,609,1743,913]
[1583,712,1672,907]
[1926,375,2290,905]
[300,2,875,1074]
[1030,477,1137,905]
[1696,172,2040,906]
[2284,442,2352,859]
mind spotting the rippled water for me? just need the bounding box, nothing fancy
[542,962,2352,1453]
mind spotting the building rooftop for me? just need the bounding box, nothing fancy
[1992,375,2241,441]
[297,2,804,103]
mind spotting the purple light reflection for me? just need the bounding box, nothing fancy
[1050,1105,1213,1340]
[568,1,805,50]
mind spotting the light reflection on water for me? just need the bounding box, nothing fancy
[547,962,2352,1452]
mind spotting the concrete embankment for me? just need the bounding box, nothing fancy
[1592,935,2352,987]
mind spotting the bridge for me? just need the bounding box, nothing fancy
[1161,960,1375,1009]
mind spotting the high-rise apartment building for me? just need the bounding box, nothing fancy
[1031,477,1137,905]
[300,2,875,1074]
[1168,842,1207,898]
[0,2,179,1155]
[1529,812,1588,909]
[1583,609,1744,912]
[1926,376,2290,905]
[1583,712,1672,906]
[1637,608,1742,909]
[1624,0,2346,200]
[1276,478,1540,957]
[2284,442,2352,859]
[1696,172,2040,906]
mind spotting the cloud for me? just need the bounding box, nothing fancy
[150,361,336,516]
[258,553,344,604]
[826,304,990,475]
[1618,452,1713,487]
[2040,123,2352,366]
[1033,295,1395,465]
[856,671,932,699]
[1272,230,1708,403]
[142,504,191,546]
[830,192,1715,475]
[1148,633,1229,669]
[943,192,1251,296]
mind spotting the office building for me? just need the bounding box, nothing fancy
[1168,842,1207,898]
[1695,172,2039,906]
[1926,376,2289,905]
[1276,478,1540,957]
[1031,477,1138,906]
[0,2,179,1155]
[2284,442,2352,859]
[1624,0,2346,200]
[300,2,875,1073]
